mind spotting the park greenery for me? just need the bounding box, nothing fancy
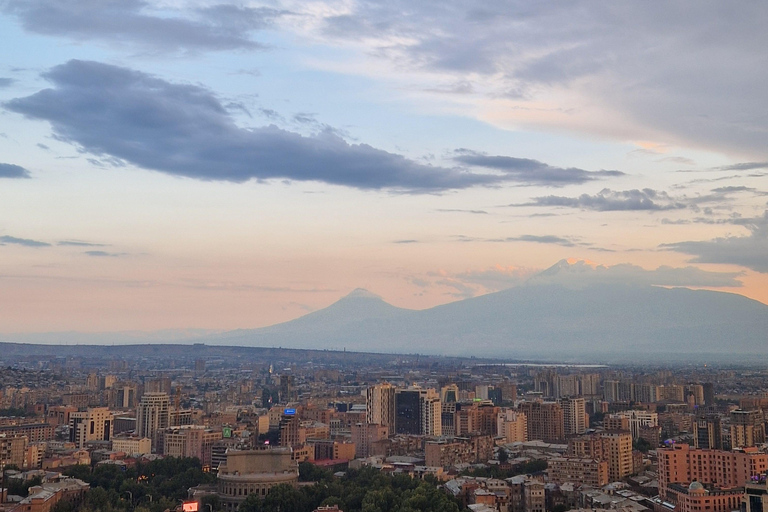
[48,458,469,512]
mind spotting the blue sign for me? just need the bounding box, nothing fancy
[284,408,296,415]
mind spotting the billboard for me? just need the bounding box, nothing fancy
[283,408,296,415]
[182,502,198,512]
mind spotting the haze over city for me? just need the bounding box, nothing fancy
[1,1,767,340]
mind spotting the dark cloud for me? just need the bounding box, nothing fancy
[662,211,768,273]
[496,234,575,247]
[453,149,624,187]
[393,239,419,244]
[1,0,285,52]
[0,78,15,88]
[0,163,31,178]
[0,235,50,247]
[5,60,548,192]
[58,240,106,247]
[436,208,488,214]
[520,188,687,211]
[84,250,125,257]
[715,162,768,171]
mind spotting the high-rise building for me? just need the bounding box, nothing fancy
[136,392,170,451]
[601,431,633,481]
[730,409,766,448]
[605,410,658,440]
[603,380,620,402]
[693,414,723,450]
[518,400,564,442]
[560,397,586,435]
[497,409,527,443]
[703,383,715,406]
[366,383,396,430]
[394,387,441,436]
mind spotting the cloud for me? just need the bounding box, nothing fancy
[520,188,687,211]
[84,250,125,257]
[304,1,768,158]
[57,240,106,247]
[0,235,50,247]
[436,208,488,214]
[494,234,576,247]
[715,162,768,171]
[454,149,624,187]
[0,163,31,178]
[662,211,768,273]
[393,239,419,244]
[0,78,15,88]
[1,0,285,53]
[531,259,743,288]
[5,60,542,192]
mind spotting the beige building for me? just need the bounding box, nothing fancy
[160,426,222,470]
[0,434,27,469]
[136,392,170,451]
[217,447,298,511]
[111,435,152,456]
[69,407,114,448]
[547,457,609,487]
[496,409,527,443]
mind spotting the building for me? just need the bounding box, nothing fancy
[567,431,633,482]
[547,457,609,487]
[12,478,89,512]
[497,409,527,443]
[559,397,586,435]
[730,409,766,448]
[366,383,396,430]
[217,447,299,510]
[744,477,768,512]
[68,407,113,449]
[665,481,743,512]
[604,410,658,440]
[0,434,27,469]
[351,423,387,459]
[394,387,441,436]
[518,400,564,442]
[0,423,54,443]
[601,431,633,481]
[424,434,493,468]
[111,435,151,456]
[658,443,768,499]
[136,392,170,451]
[159,426,223,470]
[693,414,723,450]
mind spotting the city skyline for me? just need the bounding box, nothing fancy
[1,2,767,334]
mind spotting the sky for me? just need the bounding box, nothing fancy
[1,0,767,334]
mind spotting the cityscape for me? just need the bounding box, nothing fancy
[0,347,768,512]
[1,2,768,512]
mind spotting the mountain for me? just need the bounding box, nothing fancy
[4,262,767,362]
[200,265,768,361]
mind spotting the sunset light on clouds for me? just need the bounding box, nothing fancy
[0,1,767,334]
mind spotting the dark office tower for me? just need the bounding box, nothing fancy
[279,375,295,402]
[703,383,715,407]
[693,414,722,449]
[489,387,503,406]
[395,390,421,435]
[195,359,206,374]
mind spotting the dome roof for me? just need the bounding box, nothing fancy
[688,481,706,493]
